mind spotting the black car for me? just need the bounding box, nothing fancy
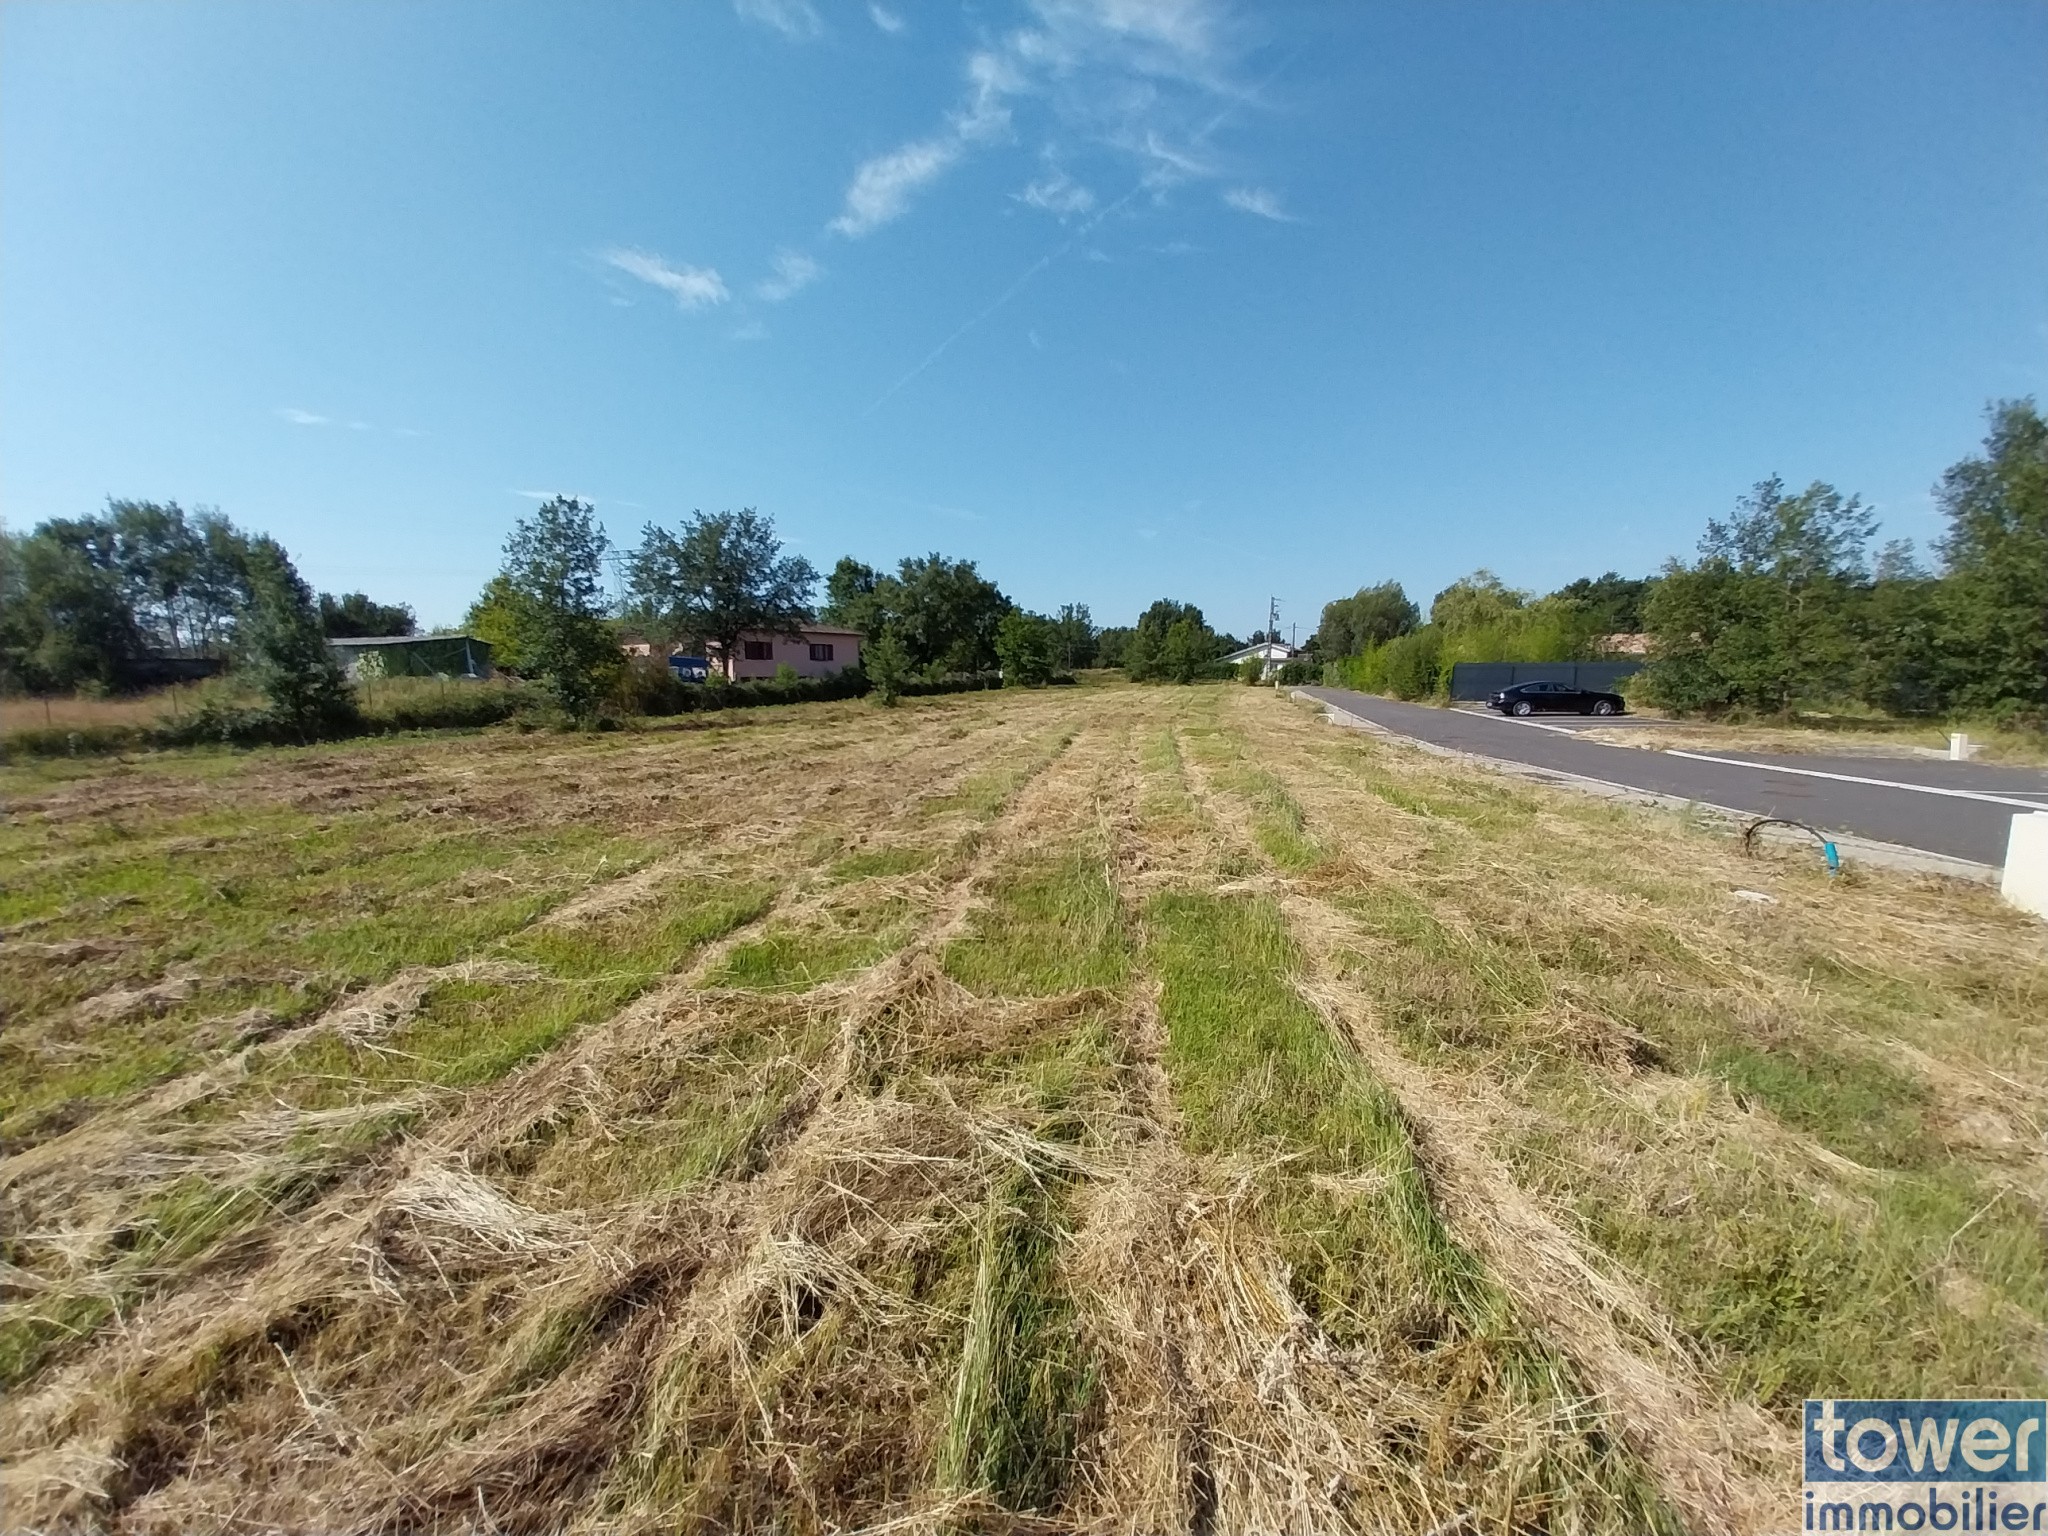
[1487,680,1625,716]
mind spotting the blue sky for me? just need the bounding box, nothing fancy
[4,0,2044,638]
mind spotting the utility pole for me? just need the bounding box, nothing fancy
[1267,596,1280,647]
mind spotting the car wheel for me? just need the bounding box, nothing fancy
[1592,699,1616,716]
[1512,700,1533,716]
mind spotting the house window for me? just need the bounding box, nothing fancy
[809,643,834,662]
[743,640,774,661]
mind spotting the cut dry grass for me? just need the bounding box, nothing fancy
[1,678,2039,1533]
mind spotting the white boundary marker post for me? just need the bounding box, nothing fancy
[2002,812,2048,920]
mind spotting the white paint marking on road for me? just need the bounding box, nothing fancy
[1661,749,2048,812]
[1454,708,1602,736]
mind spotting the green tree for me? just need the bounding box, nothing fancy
[319,591,417,638]
[1316,582,1418,657]
[865,625,911,706]
[1429,570,1527,634]
[628,508,817,676]
[891,554,1012,674]
[816,551,1012,676]
[820,557,887,635]
[1380,628,1443,699]
[1640,478,1876,714]
[1120,599,1220,682]
[464,574,537,673]
[240,537,359,741]
[0,523,146,692]
[1093,626,1134,670]
[995,611,1058,686]
[97,500,255,656]
[1121,623,1163,681]
[1160,618,1213,683]
[1051,603,1097,669]
[1555,572,1652,634]
[1855,542,1944,715]
[1934,399,2048,715]
[500,496,618,723]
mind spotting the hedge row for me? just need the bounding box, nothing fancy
[0,669,1017,760]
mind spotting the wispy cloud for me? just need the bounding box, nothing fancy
[602,247,730,310]
[831,138,963,237]
[755,248,822,301]
[1222,184,1293,221]
[733,0,821,40]
[276,407,329,426]
[1017,169,1096,217]
[832,0,1254,241]
[867,3,904,33]
[731,320,769,342]
[829,48,1028,238]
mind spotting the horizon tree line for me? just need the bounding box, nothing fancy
[7,394,2041,730]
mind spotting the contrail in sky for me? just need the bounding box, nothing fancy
[861,48,1302,417]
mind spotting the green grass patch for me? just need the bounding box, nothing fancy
[1707,1038,1936,1171]
[1177,722,1325,870]
[945,852,1127,998]
[708,899,913,993]
[936,1179,1095,1512]
[922,729,1072,820]
[1143,889,1681,1531]
[829,845,940,882]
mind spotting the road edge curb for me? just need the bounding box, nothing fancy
[1292,691,2000,886]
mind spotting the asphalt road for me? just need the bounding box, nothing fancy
[1298,688,2048,869]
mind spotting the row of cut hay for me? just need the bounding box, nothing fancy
[1207,685,2048,1518]
[0,694,1095,1423]
[0,694,1119,1531]
[1097,698,1688,1533]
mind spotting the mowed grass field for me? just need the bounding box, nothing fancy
[3,681,2043,1535]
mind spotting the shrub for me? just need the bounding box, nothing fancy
[996,612,1059,687]
[866,628,911,706]
[1239,657,1266,685]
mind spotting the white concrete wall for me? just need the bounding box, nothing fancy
[2002,812,2048,921]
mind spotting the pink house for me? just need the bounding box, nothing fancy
[708,625,864,680]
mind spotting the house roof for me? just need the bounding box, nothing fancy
[1221,641,1294,663]
[706,625,865,646]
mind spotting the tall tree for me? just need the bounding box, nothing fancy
[817,551,1011,676]
[1122,599,1221,682]
[819,557,886,635]
[1316,582,1418,656]
[0,525,144,692]
[1050,603,1097,670]
[864,626,911,706]
[1093,626,1134,670]
[1641,479,1876,714]
[239,537,359,740]
[1429,571,1527,634]
[98,500,255,655]
[319,591,417,638]
[1934,399,2048,713]
[501,496,618,722]
[627,508,817,678]
[1554,572,1652,634]
[890,554,1011,674]
[995,611,1058,686]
